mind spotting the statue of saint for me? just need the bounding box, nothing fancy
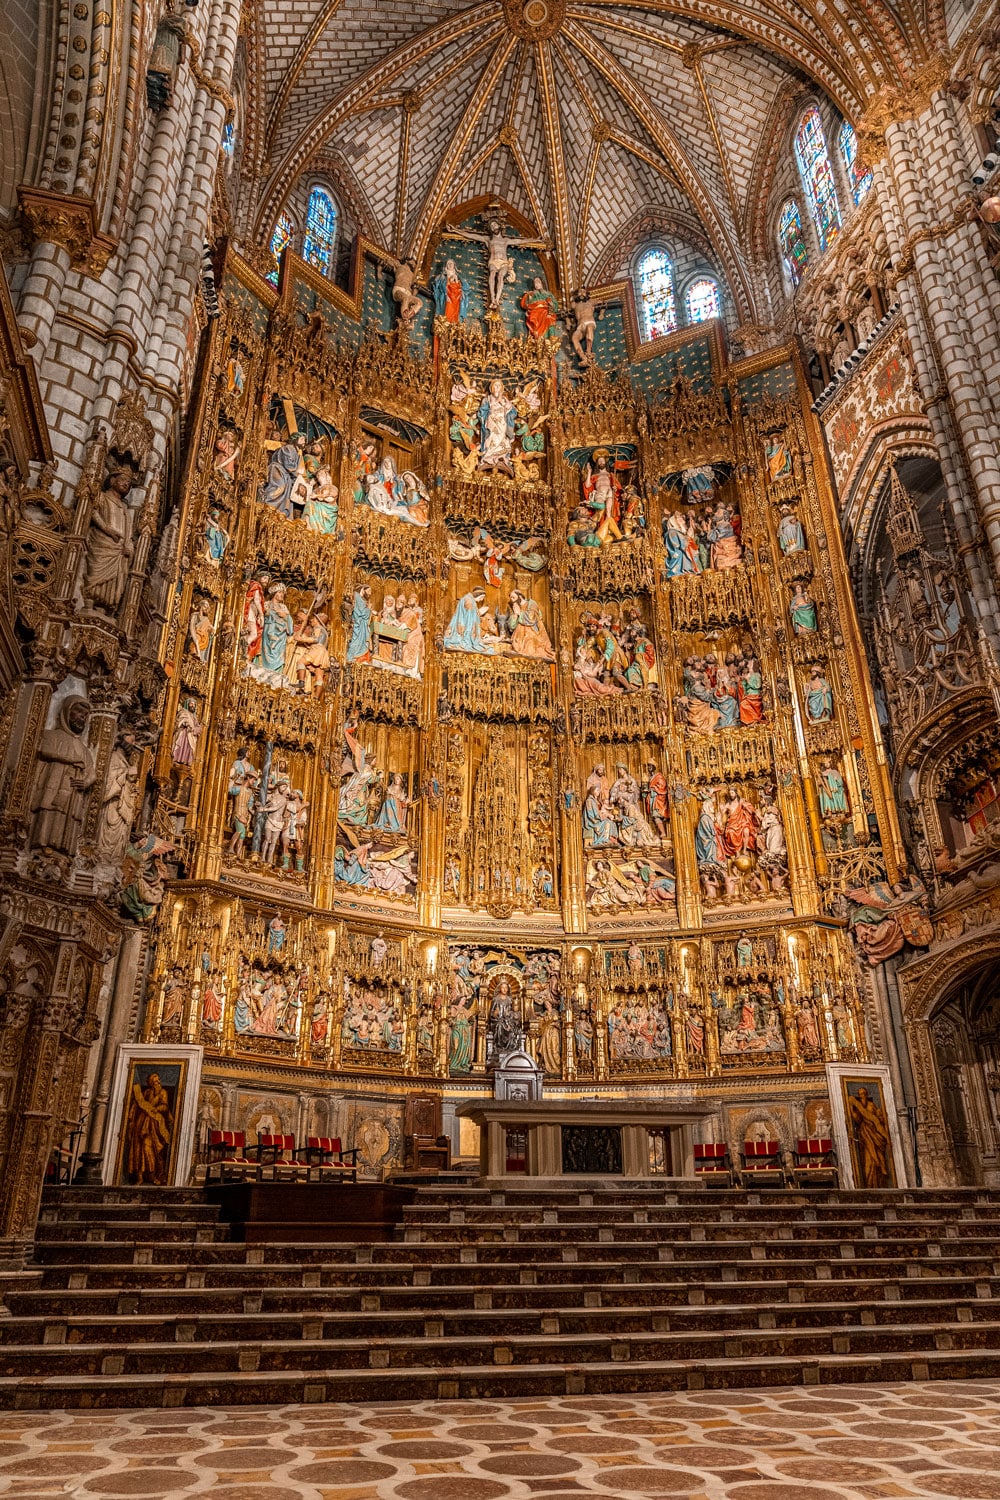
[519,276,559,339]
[478,380,517,473]
[96,746,140,865]
[570,289,598,363]
[431,259,468,323]
[83,462,137,611]
[30,696,96,853]
[489,978,522,1057]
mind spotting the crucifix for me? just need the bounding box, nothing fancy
[444,213,550,308]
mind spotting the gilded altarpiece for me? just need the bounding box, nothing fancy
[142,278,889,1126]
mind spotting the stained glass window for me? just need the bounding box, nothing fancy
[685,277,721,324]
[302,186,337,279]
[839,121,873,206]
[778,199,809,287]
[636,248,677,341]
[795,107,841,251]
[221,120,236,161]
[267,211,294,287]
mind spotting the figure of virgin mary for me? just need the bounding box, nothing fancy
[477,380,516,473]
[444,591,497,655]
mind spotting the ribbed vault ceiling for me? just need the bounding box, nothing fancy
[249,0,934,301]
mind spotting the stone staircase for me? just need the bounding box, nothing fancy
[3,1182,1000,1408]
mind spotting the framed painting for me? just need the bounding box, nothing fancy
[826,1063,907,1189]
[102,1044,203,1187]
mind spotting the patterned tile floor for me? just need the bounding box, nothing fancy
[3,1382,1000,1498]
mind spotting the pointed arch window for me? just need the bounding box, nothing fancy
[794,107,841,252]
[777,200,809,287]
[302,186,338,279]
[636,248,677,341]
[685,277,721,324]
[838,121,873,206]
[267,211,294,287]
[221,120,236,161]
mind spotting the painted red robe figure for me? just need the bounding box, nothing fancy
[720,785,759,856]
[432,259,468,323]
[520,277,559,339]
[243,573,269,662]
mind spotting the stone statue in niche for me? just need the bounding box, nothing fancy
[777,503,806,555]
[82,460,139,612]
[790,582,818,634]
[121,832,176,922]
[765,435,793,482]
[145,12,185,111]
[804,668,834,723]
[203,508,230,563]
[213,426,240,479]
[186,597,215,663]
[170,696,203,767]
[488,976,523,1058]
[444,216,549,308]
[96,742,141,866]
[29,696,96,854]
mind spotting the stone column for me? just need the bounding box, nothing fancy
[16,243,72,364]
[75,930,144,1182]
[880,98,1000,597]
[0,942,81,1265]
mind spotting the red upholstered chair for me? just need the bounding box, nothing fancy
[297,1136,359,1182]
[740,1139,786,1187]
[693,1141,733,1187]
[791,1137,838,1187]
[252,1133,300,1179]
[206,1130,251,1183]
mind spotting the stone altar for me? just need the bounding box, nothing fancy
[457,1098,712,1179]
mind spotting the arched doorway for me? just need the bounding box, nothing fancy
[929,962,1000,1186]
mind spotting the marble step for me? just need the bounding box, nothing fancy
[16,1273,999,1317]
[31,1253,1000,1293]
[27,1275,1000,1323]
[1,1317,999,1381]
[8,1344,1000,1409]
[2,1293,996,1347]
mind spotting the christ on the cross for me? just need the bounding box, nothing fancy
[445,216,550,307]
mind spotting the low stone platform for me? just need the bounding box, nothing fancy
[4,1181,1000,1409]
